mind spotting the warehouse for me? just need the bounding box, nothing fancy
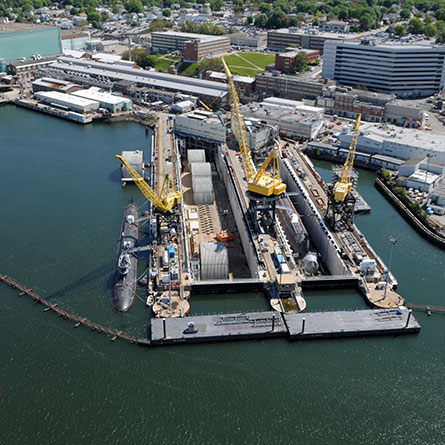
[71,87,132,112]
[47,57,229,105]
[240,102,324,140]
[33,91,99,113]
[0,23,61,71]
[174,110,226,144]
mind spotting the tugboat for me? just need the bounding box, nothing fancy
[112,203,139,312]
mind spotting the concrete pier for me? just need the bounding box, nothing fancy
[150,308,420,346]
[151,311,287,345]
[283,308,420,340]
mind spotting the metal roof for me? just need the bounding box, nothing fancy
[51,60,229,99]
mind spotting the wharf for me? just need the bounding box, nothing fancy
[191,278,264,294]
[151,308,420,345]
[283,308,420,340]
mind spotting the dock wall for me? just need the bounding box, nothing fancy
[280,157,348,276]
[375,178,445,249]
[216,148,262,278]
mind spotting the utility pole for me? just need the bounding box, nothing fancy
[384,236,397,300]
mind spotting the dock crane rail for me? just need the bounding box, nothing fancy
[221,57,286,197]
[116,155,181,213]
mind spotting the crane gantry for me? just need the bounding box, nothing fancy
[333,113,361,202]
[116,155,181,213]
[326,114,362,229]
[221,57,286,197]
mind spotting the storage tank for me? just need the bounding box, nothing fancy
[192,176,214,205]
[190,162,211,177]
[303,252,318,274]
[200,242,229,280]
[187,150,206,163]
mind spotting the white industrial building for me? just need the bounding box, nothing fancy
[174,110,226,144]
[339,122,445,166]
[323,39,445,98]
[262,97,324,120]
[71,87,132,112]
[240,102,324,140]
[397,158,444,193]
[33,90,99,113]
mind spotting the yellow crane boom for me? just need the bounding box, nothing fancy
[221,57,286,197]
[333,114,361,201]
[116,155,181,213]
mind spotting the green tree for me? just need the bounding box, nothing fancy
[246,16,253,25]
[424,23,437,35]
[395,24,407,36]
[162,8,171,16]
[424,14,433,24]
[293,51,308,73]
[255,13,268,27]
[209,0,224,11]
[408,17,424,33]
[359,13,374,30]
[400,8,411,18]
[126,0,143,13]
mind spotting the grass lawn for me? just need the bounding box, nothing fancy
[238,51,276,68]
[224,53,255,69]
[152,54,181,72]
[229,66,262,77]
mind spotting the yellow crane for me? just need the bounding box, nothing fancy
[221,57,286,197]
[198,97,219,112]
[333,114,361,201]
[116,155,181,213]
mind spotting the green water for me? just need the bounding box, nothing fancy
[1,106,444,444]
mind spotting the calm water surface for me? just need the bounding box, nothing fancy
[1,106,444,444]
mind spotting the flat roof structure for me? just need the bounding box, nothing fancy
[0,23,54,34]
[152,31,225,42]
[49,56,229,101]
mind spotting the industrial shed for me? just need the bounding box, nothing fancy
[33,90,99,113]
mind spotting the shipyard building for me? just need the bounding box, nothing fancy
[47,56,229,106]
[339,122,445,165]
[0,23,61,71]
[322,39,445,98]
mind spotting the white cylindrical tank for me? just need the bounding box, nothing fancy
[303,252,318,274]
[190,162,211,177]
[200,242,229,280]
[192,176,214,205]
[187,149,206,163]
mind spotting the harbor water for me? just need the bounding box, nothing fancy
[1,105,444,444]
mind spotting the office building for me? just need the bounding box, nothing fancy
[322,39,445,97]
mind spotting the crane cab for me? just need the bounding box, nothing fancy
[333,182,352,201]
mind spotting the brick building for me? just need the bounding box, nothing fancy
[151,31,230,62]
[275,50,320,73]
[255,71,330,100]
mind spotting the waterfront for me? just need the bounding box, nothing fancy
[1,106,444,444]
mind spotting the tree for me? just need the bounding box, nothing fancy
[122,48,155,69]
[424,23,437,35]
[293,51,308,73]
[126,0,143,13]
[395,24,407,36]
[400,8,411,19]
[209,0,224,11]
[359,13,374,30]
[254,13,267,27]
[246,16,253,25]
[408,17,424,33]
[162,8,171,16]
[424,14,433,24]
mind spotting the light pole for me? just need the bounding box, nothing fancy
[384,236,397,300]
